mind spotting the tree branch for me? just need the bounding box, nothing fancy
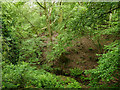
[36,0,45,10]
[23,15,35,28]
[12,3,35,28]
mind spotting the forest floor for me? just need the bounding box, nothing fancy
[34,33,116,88]
[51,36,99,88]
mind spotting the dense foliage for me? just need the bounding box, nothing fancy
[2,62,81,88]
[1,1,120,89]
[85,41,120,87]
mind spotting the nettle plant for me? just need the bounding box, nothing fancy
[85,40,120,87]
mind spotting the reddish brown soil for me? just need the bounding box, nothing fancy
[53,36,99,71]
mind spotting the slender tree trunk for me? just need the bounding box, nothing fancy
[44,1,52,43]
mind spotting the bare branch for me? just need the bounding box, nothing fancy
[36,0,45,10]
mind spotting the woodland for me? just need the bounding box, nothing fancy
[1,1,120,88]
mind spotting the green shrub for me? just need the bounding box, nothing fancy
[85,41,120,87]
[56,76,81,88]
[65,81,81,88]
[69,68,83,76]
[2,62,81,88]
[19,37,44,63]
[2,62,37,88]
